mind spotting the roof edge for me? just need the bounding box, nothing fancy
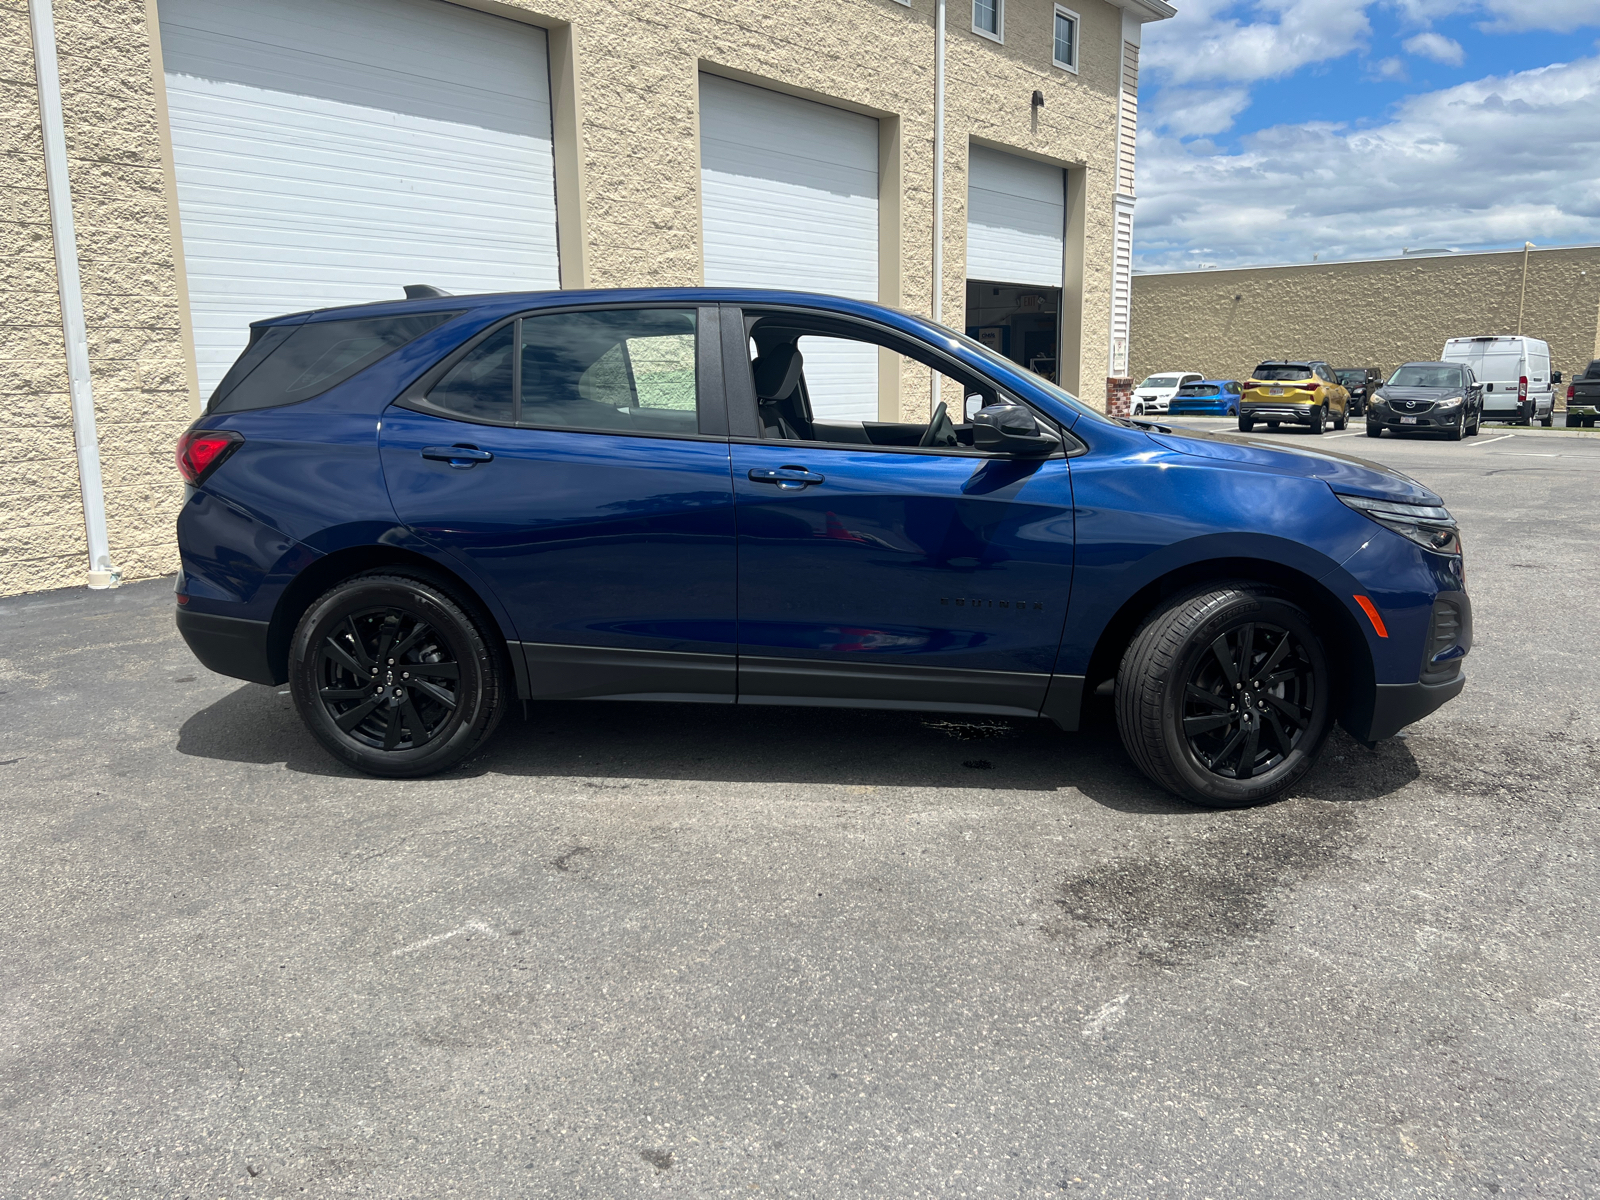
[1135,241,1600,278]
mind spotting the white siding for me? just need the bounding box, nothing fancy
[1110,203,1134,376]
[699,74,880,421]
[159,0,560,397]
[965,145,1065,288]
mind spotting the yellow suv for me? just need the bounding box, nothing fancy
[1239,360,1350,434]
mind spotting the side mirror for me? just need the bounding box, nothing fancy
[1552,370,1563,384]
[971,404,1059,457]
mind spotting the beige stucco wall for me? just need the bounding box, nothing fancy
[2,0,1139,597]
[1130,245,1600,388]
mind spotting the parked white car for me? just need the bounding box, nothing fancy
[1132,371,1203,415]
[1440,335,1554,426]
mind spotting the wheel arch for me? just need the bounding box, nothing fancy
[1076,555,1372,733]
[265,544,524,694]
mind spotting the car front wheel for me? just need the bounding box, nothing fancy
[1115,585,1333,808]
[289,572,508,777]
[1366,421,1383,437]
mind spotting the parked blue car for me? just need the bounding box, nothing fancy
[1166,379,1243,417]
[175,288,1469,807]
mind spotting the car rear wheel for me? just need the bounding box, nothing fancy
[1309,405,1325,435]
[1116,585,1333,808]
[289,572,508,778]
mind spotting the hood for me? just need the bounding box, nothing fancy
[1376,386,1461,401]
[1143,427,1443,506]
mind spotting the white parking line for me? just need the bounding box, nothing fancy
[1468,433,1515,448]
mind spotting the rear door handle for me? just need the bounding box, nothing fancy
[748,466,825,489]
[422,444,493,468]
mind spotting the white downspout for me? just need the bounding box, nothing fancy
[30,0,119,589]
[930,0,946,414]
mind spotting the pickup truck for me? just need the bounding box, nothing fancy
[1568,360,1600,428]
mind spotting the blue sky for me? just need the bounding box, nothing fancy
[1134,1,1600,271]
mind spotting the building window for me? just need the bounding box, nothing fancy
[1053,6,1079,72]
[973,0,1002,42]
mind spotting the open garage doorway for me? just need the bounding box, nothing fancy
[965,283,1062,382]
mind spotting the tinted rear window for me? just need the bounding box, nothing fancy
[209,312,457,413]
[1251,364,1315,381]
[1177,385,1218,396]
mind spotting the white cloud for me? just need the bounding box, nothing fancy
[1402,31,1465,64]
[1133,56,1600,271]
[1149,88,1254,137]
[1388,0,1600,33]
[1368,55,1410,80]
[1141,0,1373,87]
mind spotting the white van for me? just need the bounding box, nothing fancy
[1440,336,1554,426]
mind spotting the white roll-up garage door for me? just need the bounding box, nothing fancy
[159,0,560,397]
[966,145,1064,288]
[699,74,879,421]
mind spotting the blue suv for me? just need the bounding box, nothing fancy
[174,289,1470,807]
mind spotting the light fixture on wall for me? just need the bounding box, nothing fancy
[1031,90,1045,110]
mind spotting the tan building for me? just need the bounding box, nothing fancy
[2,0,1170,596]
[1129,244,1600,390]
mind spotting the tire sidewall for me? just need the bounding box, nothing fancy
[289,574,498,776]
[1157,592,1333,807]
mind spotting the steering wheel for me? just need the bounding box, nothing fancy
[920,400,958,448]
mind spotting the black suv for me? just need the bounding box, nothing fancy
[1336,367,1383,418]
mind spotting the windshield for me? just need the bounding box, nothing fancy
[1137,375,1182,388]
[1251,364,1315,381]
[1388,364,1464,389]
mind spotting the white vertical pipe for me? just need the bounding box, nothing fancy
[930,0,946,414]
[29,0,118,589]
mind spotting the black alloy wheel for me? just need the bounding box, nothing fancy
[1116,584,1333,808]
[290,573,507,777]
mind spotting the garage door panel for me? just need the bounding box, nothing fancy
[967,145,1064,289]
[700,74,879,420]
[160,0,559,397]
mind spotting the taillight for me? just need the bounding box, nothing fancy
[176,429,243,485]
[1518,376,1528,400]
[1568,384,1576,401]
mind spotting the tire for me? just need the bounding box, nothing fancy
[289,571,508,778]
[1115,584,1333,808]
[1366,421,1382,437]
[1540,412,1553,428]
[1238,416,1254,432]
[1445,410,1464,441]
[1133,404,1144,416]
[1267,421,1279,431]
[1310,405,1325,435]
[1468,411,1480,436]
[1333,404,1347,431]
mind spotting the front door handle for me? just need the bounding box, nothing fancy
[422,444,493,468]
[748,466,825,489]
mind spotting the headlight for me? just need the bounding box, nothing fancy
[1337,493,1461,555]
[1435,395,1462,409]
[1370,393,1387,407]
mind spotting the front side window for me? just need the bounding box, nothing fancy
[973,0,1002,40]
[1053,7,1079,70]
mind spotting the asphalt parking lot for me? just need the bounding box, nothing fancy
[3,425,1597,1199]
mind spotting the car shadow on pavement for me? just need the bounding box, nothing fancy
[177,684,1422,811]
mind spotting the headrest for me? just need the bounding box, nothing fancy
[753,343,803,401]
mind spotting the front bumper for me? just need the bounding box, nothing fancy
[1366,675,1467,741]
[1369,406,1462,430]
[177,607,278,685]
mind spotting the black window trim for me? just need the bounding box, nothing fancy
[722,304,1083,460]
[393,302,728,441]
